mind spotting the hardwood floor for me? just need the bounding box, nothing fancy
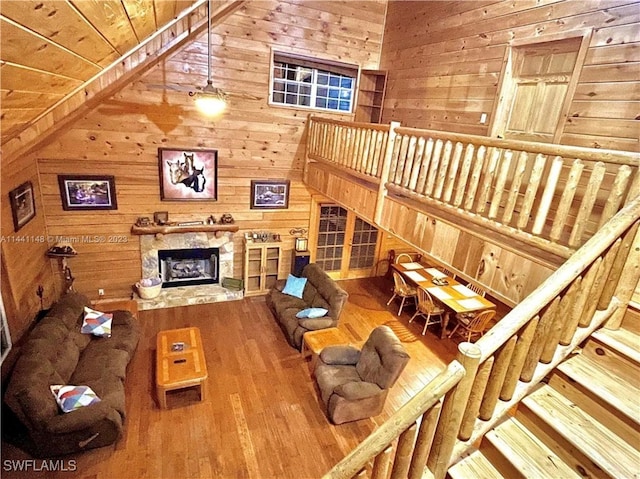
[2,277,460,479]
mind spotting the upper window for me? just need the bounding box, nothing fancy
[271,52,358,113]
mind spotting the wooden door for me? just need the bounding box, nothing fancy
[313,204,379,279]
[491,33,590,143]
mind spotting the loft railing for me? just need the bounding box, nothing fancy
[306,116,639,258]
[322,194,640,479]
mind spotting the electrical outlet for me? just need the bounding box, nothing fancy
[480,113,487,124]
[98,289,105,297]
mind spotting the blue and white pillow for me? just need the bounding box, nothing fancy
[296,307,328,319]
[50,385,101,413]
[282,274,307,299]
[81,307,113,337]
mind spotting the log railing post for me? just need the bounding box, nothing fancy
[606,220,640,329]
[375,121,401,225]
[427,342,481,479]
[303,115,315,183]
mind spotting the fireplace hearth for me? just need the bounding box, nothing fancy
[158,248,219,288]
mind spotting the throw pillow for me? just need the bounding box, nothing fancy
[50,385,101,413]
[282,274,307,299]
[296,307,328,319]
[81,307,113,337]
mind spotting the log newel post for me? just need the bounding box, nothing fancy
[375,121,401,225]
[303,115,314,183]
[427,342,481,479]
[606,219,640,329]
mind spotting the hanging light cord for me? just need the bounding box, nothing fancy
[206,0,212,86]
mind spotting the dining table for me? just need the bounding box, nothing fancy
[391,262,496,339]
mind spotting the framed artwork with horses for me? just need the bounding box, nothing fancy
[158,148,218,201]
[58,175,117,211]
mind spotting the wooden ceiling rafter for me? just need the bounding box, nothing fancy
[1,0,246,164]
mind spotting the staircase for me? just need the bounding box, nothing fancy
[449,306,640,479]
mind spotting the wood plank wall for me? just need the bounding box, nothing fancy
[1,0,386,341]
[380,0,640,152]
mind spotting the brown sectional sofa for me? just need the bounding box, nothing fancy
[4,292,140,457]
[266,263,348,350]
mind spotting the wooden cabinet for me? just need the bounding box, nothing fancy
[244,241,282,296]
[355,69,387,123]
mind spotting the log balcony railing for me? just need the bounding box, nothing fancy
[305,116,639,260]
[322,195,640,479]
[304,116,640,479]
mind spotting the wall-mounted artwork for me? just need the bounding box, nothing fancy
[250,180,290,209]
[9,181,36,231]
[158,148,218,201]
[58,175,117,211]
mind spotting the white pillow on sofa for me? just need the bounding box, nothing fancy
[296,307,328,319]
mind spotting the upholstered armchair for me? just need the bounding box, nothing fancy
[314,325,410,424]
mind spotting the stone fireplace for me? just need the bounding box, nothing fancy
[137,230,241,309]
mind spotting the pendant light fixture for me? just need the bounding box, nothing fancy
[190,0,227,116]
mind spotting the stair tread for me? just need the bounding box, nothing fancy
[523,384,640,478]
[557,352,640,425]
[449,450,506,479]
[486,417,581,479]
[591,327,640,365]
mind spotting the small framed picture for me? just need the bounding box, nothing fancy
[9,181,36,232]
[250,180,290,210]
[171,342,185,352]
[58,175,117,211]
[158,148,218,201]
[154,211,169,225]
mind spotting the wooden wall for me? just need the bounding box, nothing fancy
[380,0,640,151]
[1,0,386,340]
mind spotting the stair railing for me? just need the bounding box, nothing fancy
[322,195,640,479]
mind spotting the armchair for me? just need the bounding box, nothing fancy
[314,325,410,424]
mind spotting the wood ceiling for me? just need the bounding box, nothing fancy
[0,0,234,154]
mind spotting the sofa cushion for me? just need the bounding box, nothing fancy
[314,364,361,404]
[270,290,307,317]
[50,385,101,413]
[73,347,131,382]
[282,274,307,298]
[333,381,383,401]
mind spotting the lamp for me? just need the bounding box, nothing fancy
[290,227,309,252]
[191,0,227,116]
[295,237,308,252]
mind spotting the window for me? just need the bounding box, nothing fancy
[271,52,357,113]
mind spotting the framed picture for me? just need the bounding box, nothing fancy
[9,181,36,231]
[250,180,290,209]
[58,175,117,211]
[158,148,218,201]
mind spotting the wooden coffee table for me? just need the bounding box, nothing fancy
[302,327,351,372]
[156,327,208,408]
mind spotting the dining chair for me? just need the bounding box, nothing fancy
[409,288,445,335]
[395,253,414,264]
[387,271,417,316]
[466,282,486,297]
[449,309,496,342]
[438,266,456,279]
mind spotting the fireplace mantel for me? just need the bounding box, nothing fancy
[131,224,239,235]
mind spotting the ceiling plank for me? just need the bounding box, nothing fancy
[71,0,140,53]
[0,1,119,67]
[1,0,245,163]
[154,0,178,28]
[122,0,158,42]
[0,17,101,80]
[0,63,82,94]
